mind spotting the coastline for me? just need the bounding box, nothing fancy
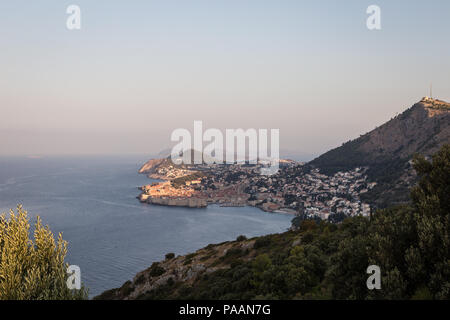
[136,157,300,214]
[137,183,297,214]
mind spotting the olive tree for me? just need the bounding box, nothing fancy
[0,206,88,300]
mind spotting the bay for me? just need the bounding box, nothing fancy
[0,155,292,297]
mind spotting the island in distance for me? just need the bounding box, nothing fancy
[137,97,450,221]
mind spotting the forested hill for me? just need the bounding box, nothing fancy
[309,97,450,207]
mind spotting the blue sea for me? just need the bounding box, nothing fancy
[0,156,292,297]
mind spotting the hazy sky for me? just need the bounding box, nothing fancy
[1,0,449,159]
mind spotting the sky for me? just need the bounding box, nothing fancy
[1,0,449,159]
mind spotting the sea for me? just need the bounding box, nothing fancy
[0,155,292,297]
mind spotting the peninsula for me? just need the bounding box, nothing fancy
[138,97,450,222]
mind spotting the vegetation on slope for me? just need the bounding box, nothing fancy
[97,144,450,300]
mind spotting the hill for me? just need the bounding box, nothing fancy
[309,97,450,207]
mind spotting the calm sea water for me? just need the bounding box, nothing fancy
[0,156,292,297]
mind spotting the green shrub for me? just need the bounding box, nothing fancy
[165,253,175,260]
[183,259,193,266]
[254,236,271,249]
[0,206,88,300]
[185,253,196,260]
[135,274,146,285]
[225,247,243,257]
[148,262,165,277]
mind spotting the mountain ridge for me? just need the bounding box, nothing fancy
[309,97,450,207]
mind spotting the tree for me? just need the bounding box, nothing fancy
[251,254,272,293]
[0,205,88,300]
[411,144,450,218]
[409,144,450,299]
